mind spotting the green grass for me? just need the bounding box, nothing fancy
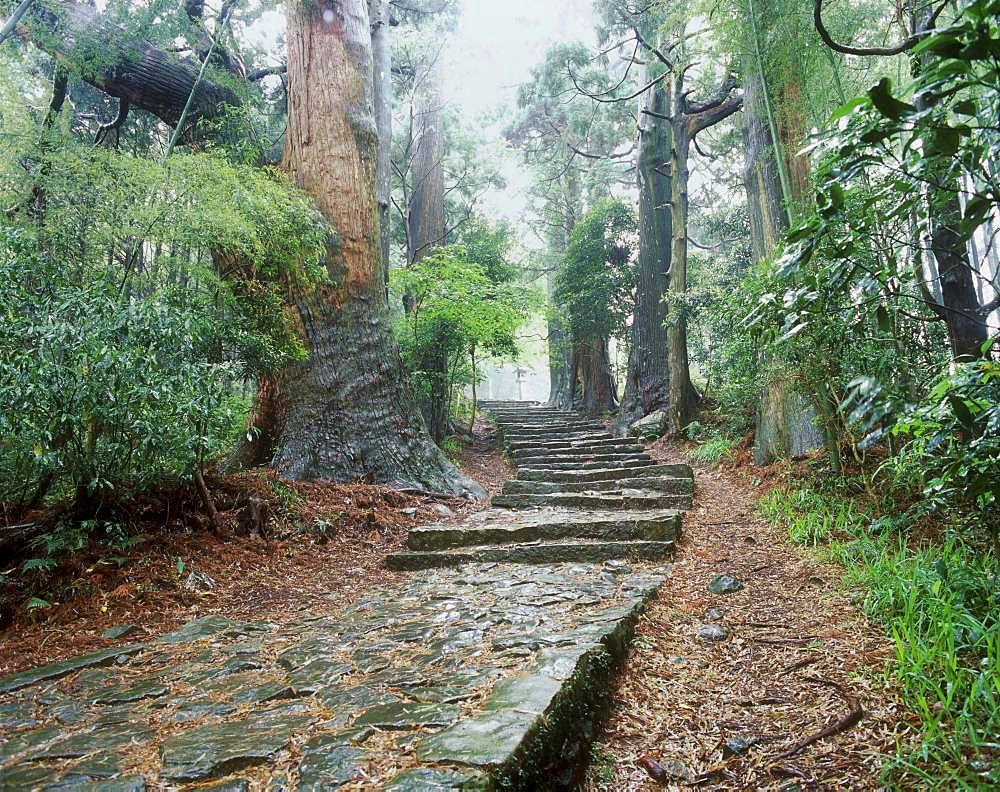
[687,436,736,466]
[758,488,1000,789]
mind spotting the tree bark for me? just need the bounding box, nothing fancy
[13,0,240,132]
[742,71,826,465]
[264,0,478,495]
[621,70,671,426]
[666,104,697,436]
[663,76,742,436]
[572,337,617,416]
[407,64,450,440]
[370,0,392,284]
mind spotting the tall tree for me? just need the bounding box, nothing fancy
[665,71,743,435]
[621,39,672,425]
[509,42,633,409]
[268,0,477,493]
[738,0,828,465]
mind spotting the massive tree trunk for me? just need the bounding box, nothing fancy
[370,0,392,283]
[621,71,671,426]
[10,0,478,494]
[742,73,826,465]
[407,66,450,441]
[572,337,616,416]
[265,0,477,494]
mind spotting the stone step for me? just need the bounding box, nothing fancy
[407,508,682,550]
[500,426,608,443]
[498,420,605,431]
[501,476,694,496]
[514,452,652,467]
[517,462,693,482]
[511,444,645,461]
[386,539,677,570]
[505,435,624,451]
[491,491,692,511]
[518,458,660,473]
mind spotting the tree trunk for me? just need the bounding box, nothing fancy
[573,337,616,416]
[665,108,697,435]
[910,2,989,360]
[407,66,449,441]
[14,0,240,132]
[621,70,671,426]
[546,268,574,409]
[263,0,478,495]
[370,0,392,285]
[742,72,826,465]
[546,173,580,409]
[742,75,788,260]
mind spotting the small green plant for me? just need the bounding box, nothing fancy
[586,743,617,784]
[268,479,304,508]
[440,436,463,460]
[688,436,735,467]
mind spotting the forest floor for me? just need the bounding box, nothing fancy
[1,418,910,789]
[584,441,912,791]
[0,419,511,678]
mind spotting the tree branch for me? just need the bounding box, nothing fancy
[812,0,944,57]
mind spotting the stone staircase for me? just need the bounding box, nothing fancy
[387,401,692,570]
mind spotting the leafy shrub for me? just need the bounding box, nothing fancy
[688,436,735,467]
[0,232,240,507]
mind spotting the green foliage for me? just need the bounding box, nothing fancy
[0,132,328,513]
[880,355,1000,521]
[0,229,239,504]
[391,223,537,421]
[749,0,1000,503]
[688,436,736,467]
[760,485,999,788]
[555,197,636,342]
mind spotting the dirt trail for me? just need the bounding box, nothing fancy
[586,444,910,791]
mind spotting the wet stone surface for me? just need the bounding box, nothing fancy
[0,562,665,790]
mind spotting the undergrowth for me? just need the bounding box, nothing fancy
[759,486,999,790]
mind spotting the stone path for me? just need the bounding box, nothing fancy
[0,403,692,791]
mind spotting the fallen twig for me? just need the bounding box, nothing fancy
[782,655,822,673]
[774,677,863,759]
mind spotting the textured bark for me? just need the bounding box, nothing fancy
[666,103,697,436]
[370,0,392,282]
[407,66,449,441]
[664,76,742,436]
[572,337,617,417]
[266,0,477,495]
[621,72,671,426]
[13,0,240,132]
[742,75,787,260]
[742,72,825,465]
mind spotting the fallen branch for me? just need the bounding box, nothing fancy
[194,470,222,536]
[774,678,863,759]
[782,655,821,673]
